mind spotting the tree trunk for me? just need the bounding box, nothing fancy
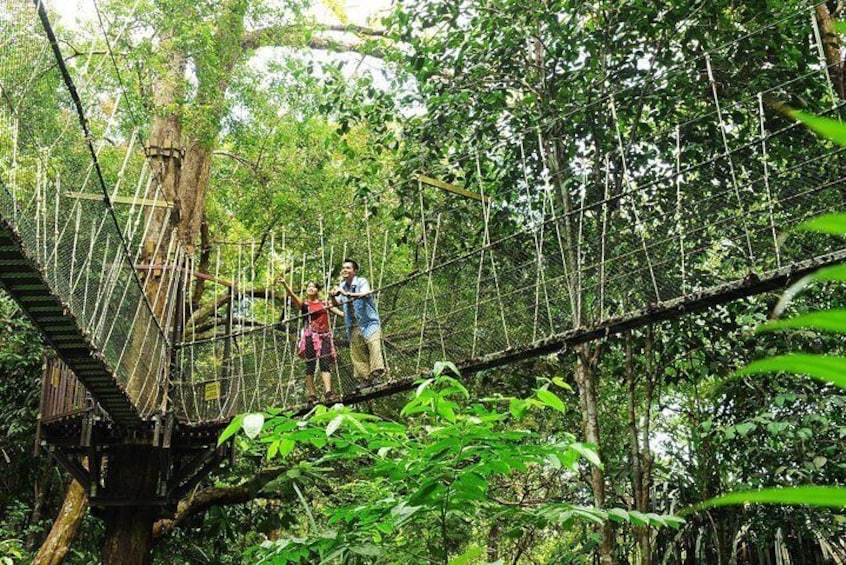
[815,5,845,100]
[574,343,613,565]
[486,521,500,563]
[32,480,88,565]
[26,458,57,550]
[625,331,652,565]
[100,446,160,565]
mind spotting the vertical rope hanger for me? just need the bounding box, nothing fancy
[576,170,587,316]
[609,94,662,303]
[674,126,687,294]
[213,244,224,411]
[476,153,511,350]
[520,139,554,341]
[268,232,283,403]
[470,177,485,357]
[10,118,18,222]
[415,179,430,370]
[364,201,375,284]
[599,154,610,318]
[416,211,446,371]
[536,128,577,321]
[249,239,263,412]
[704,53,755,266]
[757,92,782,269]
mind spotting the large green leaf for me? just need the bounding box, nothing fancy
[761,310,846,334]
[783,106,846,146]
[218,414,245,446]
[739,354,846,390]
[811,264,846,282]
[798,213,846,235]
[536,388,566,413]
[691,486,846,512]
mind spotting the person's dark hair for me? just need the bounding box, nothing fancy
[342,258,359,273]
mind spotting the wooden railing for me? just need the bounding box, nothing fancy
[40,357,91,423]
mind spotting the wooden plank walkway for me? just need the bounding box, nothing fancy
[0,215,142,425]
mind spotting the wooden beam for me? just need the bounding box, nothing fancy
[64,192,173,209]
[414,174,489,203]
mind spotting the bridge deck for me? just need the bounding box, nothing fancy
[0,221,141,425]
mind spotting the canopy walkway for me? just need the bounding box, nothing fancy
[3,1,846,444]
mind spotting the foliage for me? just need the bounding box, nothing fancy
[226,362,682,564]
[692,210,846,515]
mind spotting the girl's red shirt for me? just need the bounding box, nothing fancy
[305,299,330,333]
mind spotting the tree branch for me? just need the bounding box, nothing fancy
[241,25,387,58]
[152,466,293,539]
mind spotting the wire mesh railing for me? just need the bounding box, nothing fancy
[170,5,846,424]
[0,1,174,419]
[4,1,846,426]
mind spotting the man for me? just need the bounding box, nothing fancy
[330,259,385,388]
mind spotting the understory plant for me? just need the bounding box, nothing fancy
[692,109,846,514]
[223,362,683,564]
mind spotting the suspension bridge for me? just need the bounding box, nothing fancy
[2,1,846,509]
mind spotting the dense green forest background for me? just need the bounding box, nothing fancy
[1,0,846,563]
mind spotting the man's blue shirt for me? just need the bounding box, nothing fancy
[337,276,381,340]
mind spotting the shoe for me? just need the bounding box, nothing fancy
[324,390,338,403]
[306,394,318,405]
[368,369,385,387]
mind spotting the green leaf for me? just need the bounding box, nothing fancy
[811,264,846,282]
[433,360,460,377]
[349,544,382,557]
[552,376,572,391]
[415,378,434,397]
[663,515,686,529]
[798,213,846,235]
[449,546,482,565]
[536,388,566,413]
[436,400,457,422]
[509,398,528,420]
[735,422,755,437]
[607,508,630,523]
[267,440,279,459]
[690,486,846,513]
[570,443,603,469]
[277,438,296,457]
[766,421,789,435]
[739,354,846,390]
[783,105,846,146]
[326,415,344,437]
[761,311,846,334]
[409,479,442,505]
[626,510,649,526]
[218,414,244,446]
[646,513,669,527]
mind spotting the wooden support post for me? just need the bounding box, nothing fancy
[49,448,90,492]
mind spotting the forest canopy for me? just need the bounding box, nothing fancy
[1,0,845,564]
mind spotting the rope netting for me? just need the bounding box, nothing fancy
[2,2,846,425]
[0,1,179,418]
[171,5,846,424]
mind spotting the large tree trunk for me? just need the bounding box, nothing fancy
[100,446,160,565]
[31,480,88,565]
[574,343,614,565]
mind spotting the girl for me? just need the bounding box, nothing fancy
[279,278,343,403]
